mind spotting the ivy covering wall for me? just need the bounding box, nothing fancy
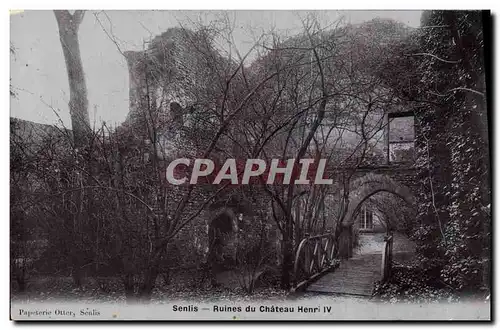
[383,10,490,293]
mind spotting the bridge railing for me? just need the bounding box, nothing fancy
[292,231,337,291]
[381,233,394,282]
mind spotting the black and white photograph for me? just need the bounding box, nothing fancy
[8,8,492,321]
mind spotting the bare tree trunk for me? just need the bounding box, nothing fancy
[53,10,90,147]
[54,10,91,288]
[138,266,159,302]
[280,216,294,290]
[122,273,136,302]
[280,235,293,290]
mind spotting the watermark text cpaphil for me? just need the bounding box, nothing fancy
[166,158,334,185]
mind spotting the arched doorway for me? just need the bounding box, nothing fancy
[207,209,239,274]
[342,173,416,227]
[337,173,416,259]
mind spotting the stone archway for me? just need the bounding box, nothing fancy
[342,173,416,227]
[337,173,416,258]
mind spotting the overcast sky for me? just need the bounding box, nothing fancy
[10,10,422,128]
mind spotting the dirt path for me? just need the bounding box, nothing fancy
[354,232,416,256]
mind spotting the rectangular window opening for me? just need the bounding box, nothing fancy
[388,113,415,163]
[360,206,374,230]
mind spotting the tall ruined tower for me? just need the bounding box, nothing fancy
[123,28,199,127]
[121,28,218,158]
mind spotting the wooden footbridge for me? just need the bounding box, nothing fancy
[290,173,417,297]
[292,232,395,297]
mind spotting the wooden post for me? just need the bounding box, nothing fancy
[381,233,394,281]
[348,226,354,258]
[338,226,352,259]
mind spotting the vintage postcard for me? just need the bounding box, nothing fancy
[10,9,491,321]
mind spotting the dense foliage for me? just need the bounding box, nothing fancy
[373,263,458,303]
[378,10,490,296]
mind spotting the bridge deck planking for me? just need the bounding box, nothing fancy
[306,253,382,296]
[302,233,415,296]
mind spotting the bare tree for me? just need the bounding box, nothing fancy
[53,10,90,147]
